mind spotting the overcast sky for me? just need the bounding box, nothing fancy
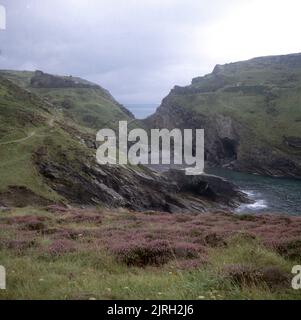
[1,0,301,111]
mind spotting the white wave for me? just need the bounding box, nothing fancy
[237,198,268,212]
[242,190,256,198]
[245,199,268,209]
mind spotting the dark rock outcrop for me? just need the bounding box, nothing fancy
[30,70,99,89]
[37,152,249,213]
[163,169,249,208]
[145,103,242,166]
[284,136,301,149]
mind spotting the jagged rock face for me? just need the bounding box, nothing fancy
[36,154,248,213]
[145,53,301,179]
[163,169,248,208]
[146,103,241,165]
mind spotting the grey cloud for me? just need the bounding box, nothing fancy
[0,0,256,107]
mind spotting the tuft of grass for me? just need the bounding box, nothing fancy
[209,234,291,271]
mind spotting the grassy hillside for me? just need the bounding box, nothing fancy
[0,69,137,205]
[149,53,301,177]
[0,77,92,203]
[0,70,133,130]
[186,54,301,153]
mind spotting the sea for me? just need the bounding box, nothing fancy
[124,104,301,216]
[124,104,158,119]
[207,168,301,215]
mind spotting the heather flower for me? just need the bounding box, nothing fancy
[47,239,77,256]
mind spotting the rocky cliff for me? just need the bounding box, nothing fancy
[0,72,247,212]
[145,53,301,178]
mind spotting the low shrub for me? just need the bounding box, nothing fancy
[0,238,36,252]
[266,239,301,260]
[47,239,77,257]
[61,214,102,225]
[172,242,201,259]
[0,215,48,231]
[203,233,227,247]
[111,239,203,267]
[111,239,172,266]
[222,264,289,289]
[222,264,262,286]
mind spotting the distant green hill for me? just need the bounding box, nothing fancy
[147,53,301,178]
[0,70,134,130]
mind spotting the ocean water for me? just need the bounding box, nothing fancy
[124,104,158,119]
[206,168,301,215]
[122,104,301,215]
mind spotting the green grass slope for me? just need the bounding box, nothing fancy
[0,70,133,130]
[150,53,301,177]
[185,53,301,152]
[0,70,138,205]
[0,76,93,203]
